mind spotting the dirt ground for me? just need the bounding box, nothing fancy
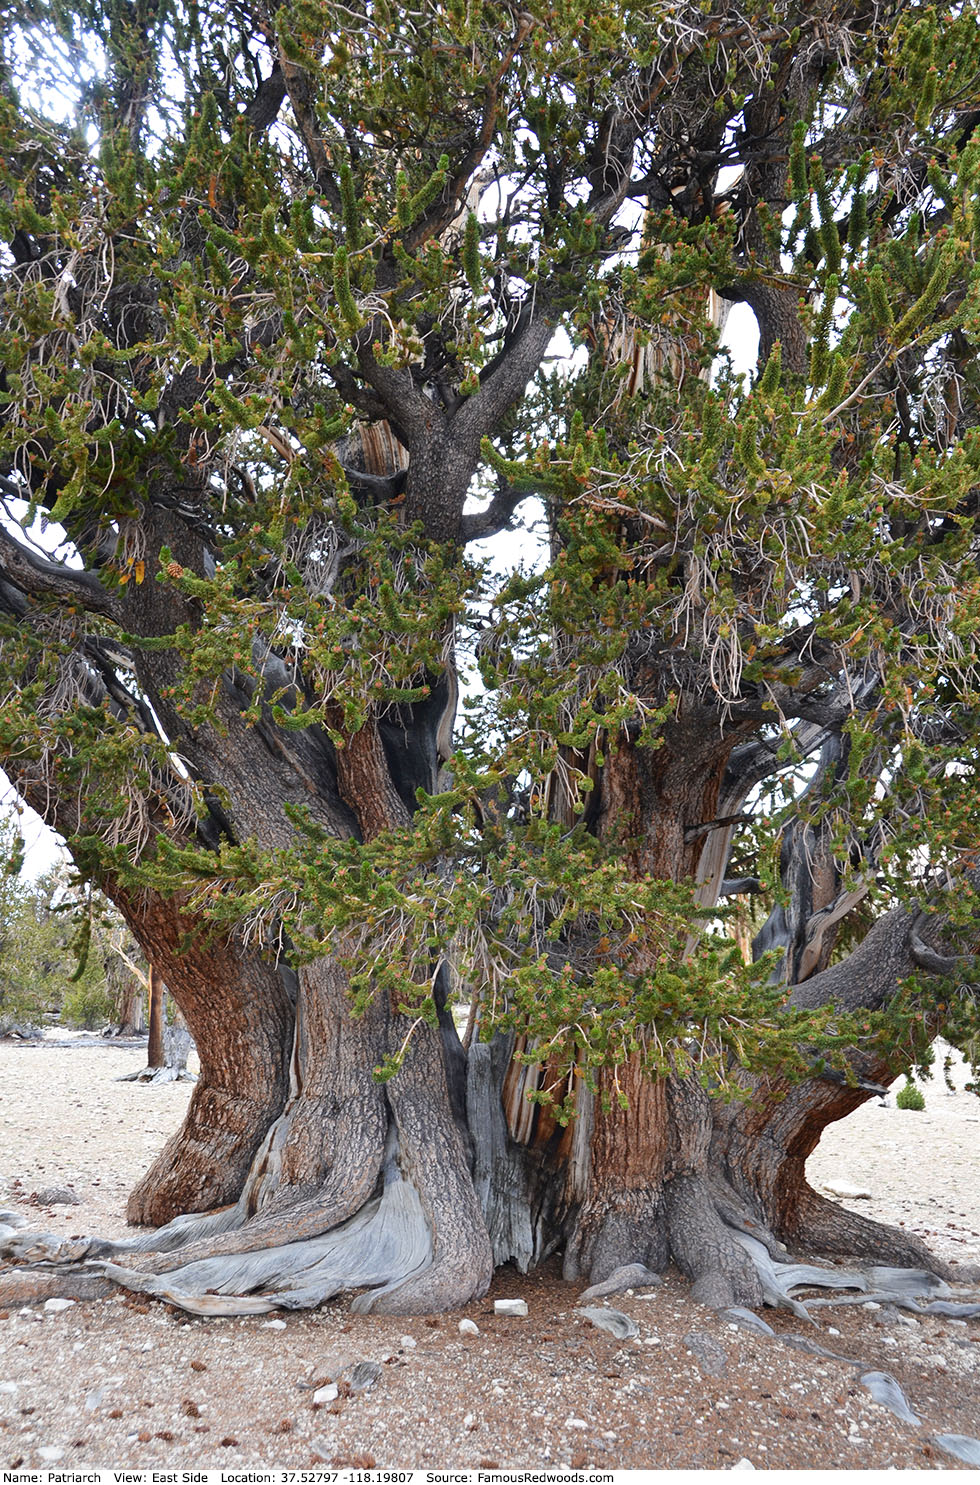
[1,1035,978,1472]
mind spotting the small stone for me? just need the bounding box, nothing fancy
[731,1459,755,1471]
[494,1299,528,1317]
[37,1447,65,1464]
[399,1335,417,1350]
[458,1318,479,1336]
[821,1181,871,1200]
[0,1382,18,1394]
[348,1360,381,1394]
[313,1385,339,1405]
[564,1418,589,1430]
[43,1297,75,1314]
[463,1413,476,1431]
[683,1331,728,1378]
[33,1186,80,1206]
[861,1301,882,1311]
[261,1318,287,1329]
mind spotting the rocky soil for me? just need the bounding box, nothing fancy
[1,1035,979,1471]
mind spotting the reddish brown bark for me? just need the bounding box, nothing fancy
[115,890,294,1226]
[146,964,165,1069]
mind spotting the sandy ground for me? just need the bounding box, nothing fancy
[0,1035,978,1472]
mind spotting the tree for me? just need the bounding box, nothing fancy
[0,825,125,1032]
[1,0,980,1315]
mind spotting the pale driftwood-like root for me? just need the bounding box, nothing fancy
[103,1156,436,1317]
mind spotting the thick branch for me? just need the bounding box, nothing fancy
[0,526,117,618]
[460,483,531,543]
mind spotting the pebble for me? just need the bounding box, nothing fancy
[494,1299,528,1317]
[400,1335,417,1350]
[42,1298,74,1314]
[822,1181,872,1200]
[348,1360,381,1394]
[0,1382,18,1394]
[261,1318,287,1330]
[564,1418,588,1430]
[458,1319,479,1336]
[683,1331,728,1378]
[861,1302,882,1311]
[313,1385,339,1405]
[37,1448,65,1463]
[731,1459,755,1471]
[33,1186,79,1206]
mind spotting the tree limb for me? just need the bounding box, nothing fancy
[460,483,531,543]
[0,527,117,618]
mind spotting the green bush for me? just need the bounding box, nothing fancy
[61,977,116,1029]
[896,1079,926,1111]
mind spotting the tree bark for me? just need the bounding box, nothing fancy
[146,964,165,1069]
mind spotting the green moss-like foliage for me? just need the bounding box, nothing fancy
[896,1079,926,1112]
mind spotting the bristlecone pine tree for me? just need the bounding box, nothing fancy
[2,0,980,1315]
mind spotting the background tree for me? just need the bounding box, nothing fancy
[1,0,979,1315]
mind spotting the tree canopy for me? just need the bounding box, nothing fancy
[1,0,980,1316]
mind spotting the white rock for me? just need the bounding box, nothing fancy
[463,1413,476,1430]
[43,1297,75,1314]
[313,1384,339,1405]
[862,1301,882,1312]
[731,1459,755,1471]
[400,1334,417,1350]
[564,1418,589,1430]
[0,1382,18,1394]
[458,1318,479,1336]
[261,1318,287,1330]
[822,1180,872,1199]
[494,1298,528,1317]
[37,1448,65,1464]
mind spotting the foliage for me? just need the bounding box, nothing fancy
[896,1078,926,1112]
[0,818,144,1030]
[1,0,980,1101]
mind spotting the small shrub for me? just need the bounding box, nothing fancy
[896,1079,925,1111]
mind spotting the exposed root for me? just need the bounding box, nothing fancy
[126,1083,288,1226]
[102,1151,434,1317]
[117,1065,196,1084]
[0,1267,114,1305]
[787,1184,956,1281]
[564,1190,669,1285]
[664,1172,764,1310]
